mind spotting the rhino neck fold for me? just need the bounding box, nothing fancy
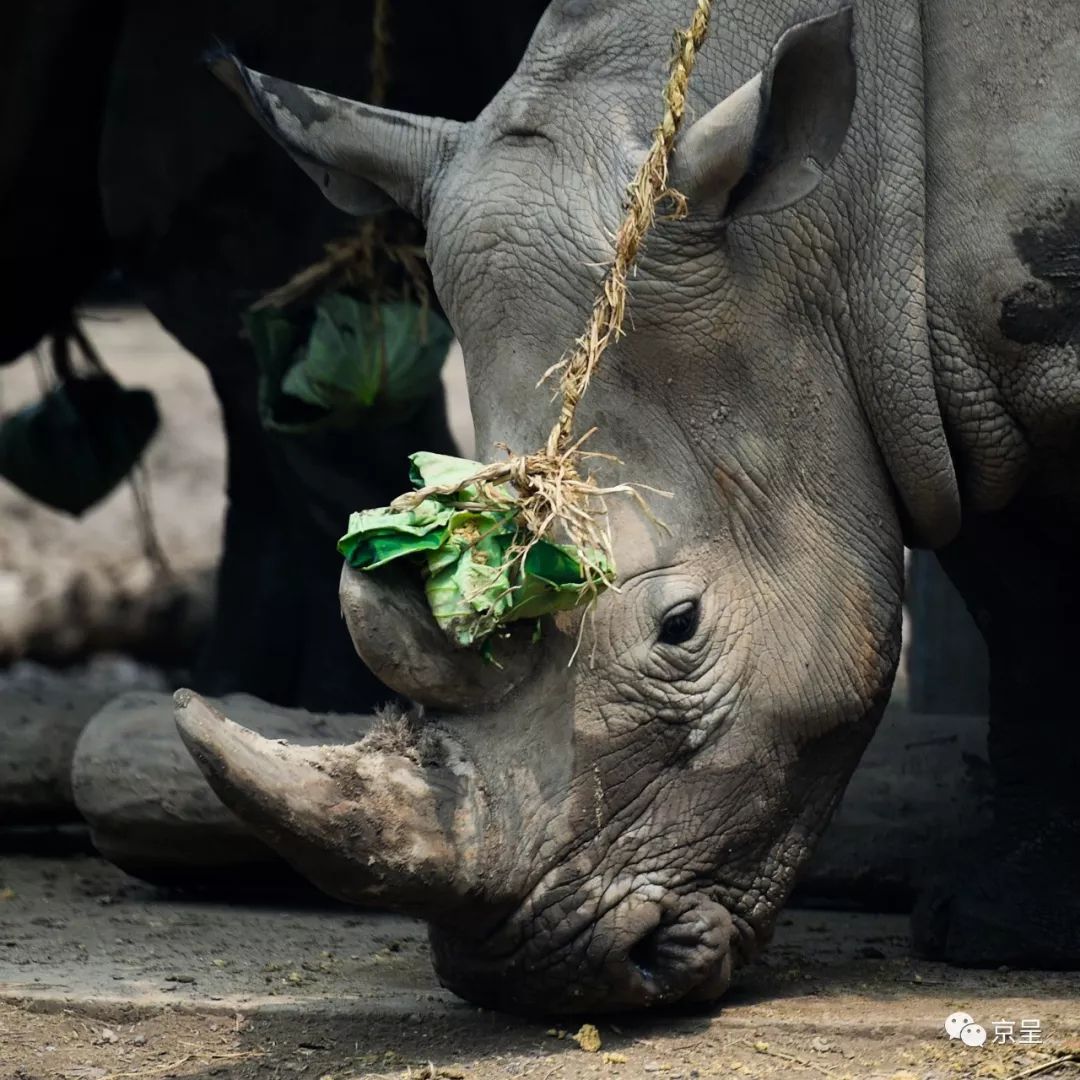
[832,0,959,547]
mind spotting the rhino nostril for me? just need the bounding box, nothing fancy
[623,898,737,1004]
[628,923,667,980]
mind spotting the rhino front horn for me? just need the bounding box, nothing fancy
[174,689,492,919]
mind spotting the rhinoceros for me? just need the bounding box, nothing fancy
[177,0,1080,1010]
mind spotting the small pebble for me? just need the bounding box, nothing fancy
[572,1024,602,1053]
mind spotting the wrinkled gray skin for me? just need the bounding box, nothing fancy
[179,0,1080,1011]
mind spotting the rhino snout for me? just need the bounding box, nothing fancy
[431,889,742,1014]
[625,895,741,1005]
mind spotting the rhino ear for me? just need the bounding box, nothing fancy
[671,6,855,220]
[208,51,465,222]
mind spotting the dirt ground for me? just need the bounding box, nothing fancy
[1,849,1078,1080]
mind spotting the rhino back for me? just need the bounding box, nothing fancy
[923,0,1080,515]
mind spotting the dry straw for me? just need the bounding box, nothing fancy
[393,0,715,594]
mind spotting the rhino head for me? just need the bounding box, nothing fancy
[181,1,960,1011]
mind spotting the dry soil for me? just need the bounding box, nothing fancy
[1,850,1078,1080]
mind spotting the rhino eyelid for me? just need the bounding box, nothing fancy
[495,127,551,144]
[657,598,701,647]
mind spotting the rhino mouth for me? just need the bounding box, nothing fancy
[429,886,750,1013]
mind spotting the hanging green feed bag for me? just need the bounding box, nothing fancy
[0,375,159,516]
[338,452,613,648]
[246,293,453,435]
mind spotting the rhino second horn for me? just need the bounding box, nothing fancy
[174,690,491,917]
[339,564,533,711]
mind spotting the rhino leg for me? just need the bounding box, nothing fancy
[911,510,1080,968]
[912,815,1080,969]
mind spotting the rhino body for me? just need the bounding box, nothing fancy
[180,0,1080,1010]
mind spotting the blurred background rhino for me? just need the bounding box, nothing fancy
[0,0,550,707]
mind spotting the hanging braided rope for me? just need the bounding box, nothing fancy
[390,0,714,592]
[367,0,391,108]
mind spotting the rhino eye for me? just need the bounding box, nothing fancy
[658,600,700,646]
